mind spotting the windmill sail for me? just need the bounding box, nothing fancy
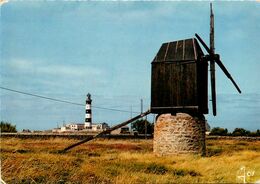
[210,3,217,116]
[196,3,241,116]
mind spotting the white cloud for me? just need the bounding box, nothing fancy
[7,58,104,78]
[61,2,207,24]
[2,58,109,96]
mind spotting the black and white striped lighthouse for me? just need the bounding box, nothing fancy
[85,93,92,129]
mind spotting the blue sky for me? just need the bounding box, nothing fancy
[1,1,259,131]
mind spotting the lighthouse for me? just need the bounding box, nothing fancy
[85,93,92,129]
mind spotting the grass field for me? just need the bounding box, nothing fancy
[1,138,260,183]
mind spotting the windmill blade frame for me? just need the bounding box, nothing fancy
[210,2,217,116]
[214,58,242,93]
[194,3,241,116]
[195,33,242,94]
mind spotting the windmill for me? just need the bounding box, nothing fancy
[150,3,241,117]
[195,3,241,116]
[61,3,241,152]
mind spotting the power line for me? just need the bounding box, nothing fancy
[92,106,138,114]
[0,86,83,106]
[0,86,140,114]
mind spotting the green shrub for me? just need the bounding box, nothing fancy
[209,127,228,136]
[131,119,154,134]
[0,121,17,133]
[232,128,250,136]
[248,129,260,137]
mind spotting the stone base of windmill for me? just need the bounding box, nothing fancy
[153,113,206,156]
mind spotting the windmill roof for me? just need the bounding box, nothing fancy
[152,38,204,63]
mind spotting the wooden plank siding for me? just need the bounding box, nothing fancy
[151,38,208,115]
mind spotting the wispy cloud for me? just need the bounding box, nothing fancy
[2,58,109,96]
[206,93,260,131]
[7,58,103,78]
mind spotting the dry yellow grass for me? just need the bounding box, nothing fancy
[1,138,260,183]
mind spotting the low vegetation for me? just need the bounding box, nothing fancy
[131,119,154,134]
[210,127,260,137]
[1,138,260,183]
[0,121,17,133]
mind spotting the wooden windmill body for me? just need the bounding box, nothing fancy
[151,38,208,115]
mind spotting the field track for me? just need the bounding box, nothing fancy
[0,132,152,140]
[1,132,259,141]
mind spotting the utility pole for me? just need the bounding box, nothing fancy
[141,98,147,138]
[145,115,147,139]
[140,99,143,114]
[130,105,132,119]
[130,105,133,131]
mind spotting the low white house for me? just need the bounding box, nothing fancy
[67,123,85,131]
[91,123,110,131]
[59,126,70,132]
[53,122,110,132]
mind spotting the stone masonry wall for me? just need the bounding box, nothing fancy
[153,113,206,156]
